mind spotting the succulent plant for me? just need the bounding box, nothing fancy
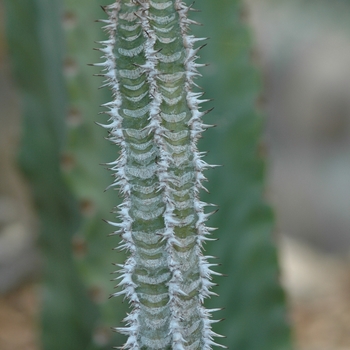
[4,0,292,349]
[95,1,223,348]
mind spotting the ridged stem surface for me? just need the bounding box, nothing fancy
[98,1,221,348]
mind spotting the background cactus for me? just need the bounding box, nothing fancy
[3,0,292,349]
[3,1,99,349]
[192,2,293,349]
[61,0,128,346]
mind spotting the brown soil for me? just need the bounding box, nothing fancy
[0,283,39,350]
[292,285,350,350]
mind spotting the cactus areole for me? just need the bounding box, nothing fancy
[96,1,223,348]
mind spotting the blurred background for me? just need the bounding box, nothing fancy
[0,0,350,349]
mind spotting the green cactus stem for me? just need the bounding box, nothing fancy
[96,1,222,348]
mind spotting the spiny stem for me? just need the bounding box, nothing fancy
[96,1,223,348]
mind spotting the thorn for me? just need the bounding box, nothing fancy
[203,107,214,115]
[198,43,207,51]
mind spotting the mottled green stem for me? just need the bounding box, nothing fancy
[96,1,222,348]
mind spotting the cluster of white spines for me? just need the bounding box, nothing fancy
[97,3,141,349]
[137,2,189,349]
[97,1,223,349]
[174,2,225,349]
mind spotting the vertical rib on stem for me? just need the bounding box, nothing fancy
[97,1,223,348]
